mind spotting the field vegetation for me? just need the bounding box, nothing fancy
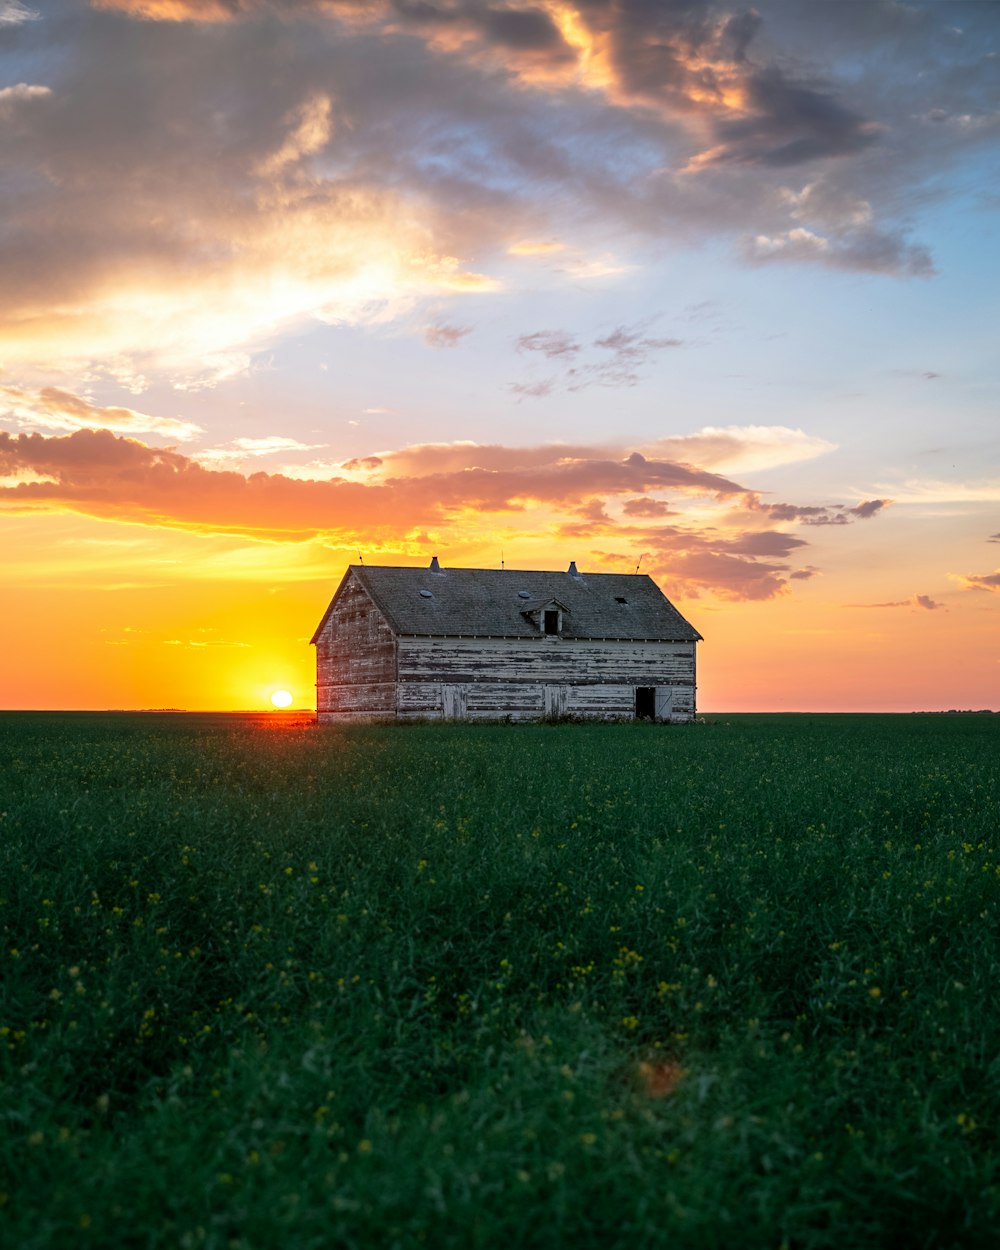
[2,712,999,1248]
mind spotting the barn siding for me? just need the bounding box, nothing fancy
[398,636,695,686]
[315,573,398,722]
[395,637,696,722]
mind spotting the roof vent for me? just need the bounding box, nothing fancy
[429,555,441,573]
[567,560,580,576]
[615,596,628,605]
[517,590,530,600]
[420,589,433,599]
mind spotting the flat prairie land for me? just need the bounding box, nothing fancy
[2,712,999,1249]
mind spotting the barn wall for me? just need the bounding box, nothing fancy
[315,573,398,722]
[395,637,696,721]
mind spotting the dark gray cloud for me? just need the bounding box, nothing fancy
[745,496,891,526]
[706,67,879,168]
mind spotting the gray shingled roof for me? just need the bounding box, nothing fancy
[312,564,701,642]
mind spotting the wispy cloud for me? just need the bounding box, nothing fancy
[0,2,39,26]
[642,426,836,475]
[853,594,945,611]
[516,331,580,359]
[514,321,683,394]
[0,385,204,441]
[196,436,327,466]
[424,324,473,349]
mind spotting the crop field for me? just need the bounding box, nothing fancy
[2,711,1000,1249]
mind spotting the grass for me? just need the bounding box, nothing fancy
[1,711,999,1248]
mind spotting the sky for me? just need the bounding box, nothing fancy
[1,0,998,712]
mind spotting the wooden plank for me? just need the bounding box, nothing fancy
[397,636,695,687]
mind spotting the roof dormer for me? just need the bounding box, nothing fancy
[520,596,569,636]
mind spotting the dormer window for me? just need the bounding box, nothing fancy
[520,596,568,636]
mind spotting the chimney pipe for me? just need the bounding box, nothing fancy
[430,555,441,572]
[567,560,579,576]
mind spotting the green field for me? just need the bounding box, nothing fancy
[2,712,999,1248]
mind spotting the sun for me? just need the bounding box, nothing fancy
[270,689,293,708]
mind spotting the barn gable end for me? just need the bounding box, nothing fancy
[312,569,398,721]
[312,560,701,723]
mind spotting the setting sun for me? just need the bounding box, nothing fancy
[270,689,293,709]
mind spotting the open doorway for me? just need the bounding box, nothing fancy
[635,687,655,719]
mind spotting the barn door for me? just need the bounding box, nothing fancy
[544,685,568,718]
[442,684,467,719]
[655,687,674,722]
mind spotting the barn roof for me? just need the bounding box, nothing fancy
[311,563,701,643]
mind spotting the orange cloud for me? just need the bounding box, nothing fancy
[956,570,1000,593]
[1,427,889,601]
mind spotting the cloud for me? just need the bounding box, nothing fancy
[687,66,880,171]
[197,436,327,465]
[0,385,204,441]
[745,496,890,527]
[2,0,987,382]
[517,331,580,359]
[0,2,39,25]
[622,498,674,519]
[643,425,836,474]
[0,82,51,118]
[847,499,889,521]
[508,239,564,256]
[0,427,891,600]
[162,638,251,648]
[743,223,933,277]
[854,594,945,611]
[254,92,333,177]
[989,533,1000,544]
[510,379,556,399]
[0,23,500,380]
[582,325,684,388]
[956,571,1000,594]
[424,323,473,349]
[515,321,683,394]
[882,479,1000,505]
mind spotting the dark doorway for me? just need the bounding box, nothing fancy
[544,609,559,635]
[635,687,655,719]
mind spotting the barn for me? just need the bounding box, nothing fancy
[311,558,702,723]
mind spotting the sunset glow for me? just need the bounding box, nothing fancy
[1,2,997,712]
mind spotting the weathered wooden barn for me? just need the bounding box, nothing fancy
[311,559,702,723]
